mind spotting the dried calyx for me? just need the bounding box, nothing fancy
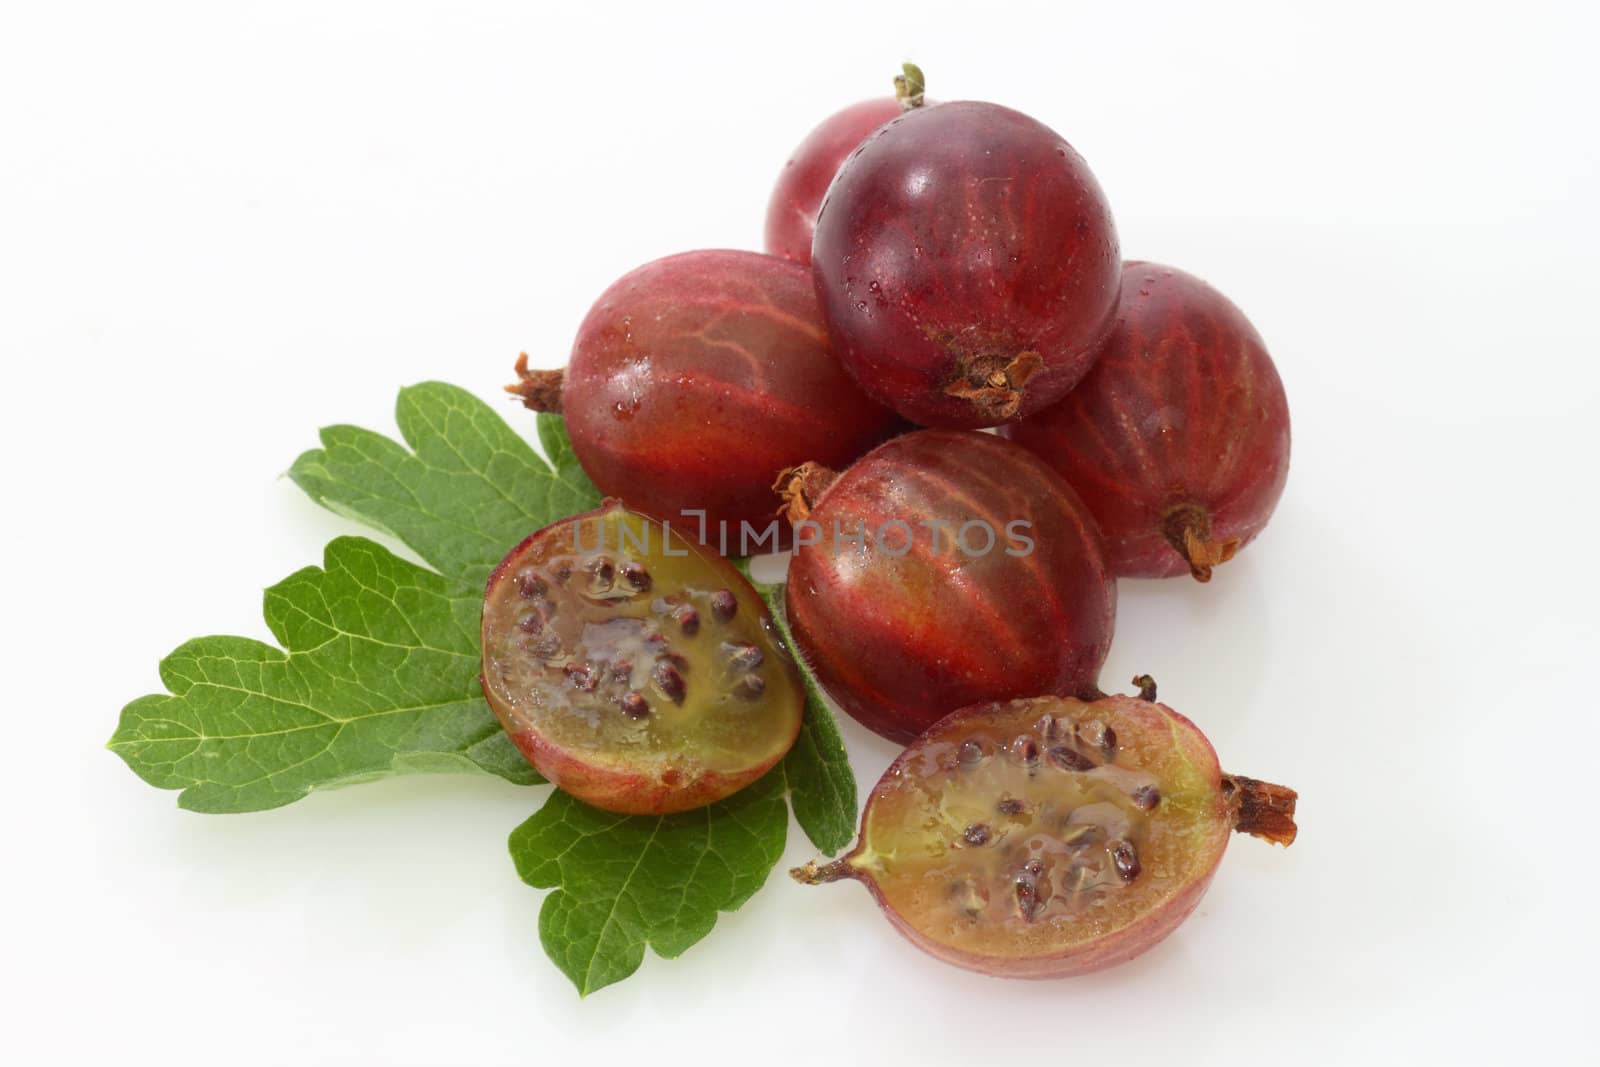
[941,351,1045,422]
[506,353,564,412]
[1160,503,1241,584]
[773,461,838,525]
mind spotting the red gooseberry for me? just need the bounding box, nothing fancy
[509,250,902,551]
[811,101,1121,429]
[780,430,1115,743]
[1005,262,1291,581]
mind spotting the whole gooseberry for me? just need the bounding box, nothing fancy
[510,250,902,551]
[1005,262,1291,581]
[811,100,1121,428]
[780,430,1115,743]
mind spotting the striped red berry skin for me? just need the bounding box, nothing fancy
[783,430,1116,744]
[764,97,906,267]
[510,250,902,549]
[1005,263,1291,582]
[810,101,1121,429]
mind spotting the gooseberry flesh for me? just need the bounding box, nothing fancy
[811,100,1121,428]
[480,501,804,815]
[792,687,1298,978]
[781,430,1115,744]
[1005,262,1291,581]
[509,250,902,550]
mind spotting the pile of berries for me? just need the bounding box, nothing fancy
[483,67,1297,980]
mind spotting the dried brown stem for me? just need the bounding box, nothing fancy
[1131,674,1158,702]
[790,859,855,885]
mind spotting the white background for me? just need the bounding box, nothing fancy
[3,2,1596,1064]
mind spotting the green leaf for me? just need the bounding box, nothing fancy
[756,580,858,855]
[116,379,854,992]
[289,383,600,588]
[108,537,541,813]
[509,770,788,996]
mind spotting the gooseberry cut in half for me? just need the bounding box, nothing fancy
[1005,262,1291,581]
[781,430,1115,744]
[509,250,902,551]
[811,100,1121,428]
[481,502,804,815]
[793,685,1297,978]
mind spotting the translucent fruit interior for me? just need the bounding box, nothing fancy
[483,507,803,778]
[855,696,1230,960]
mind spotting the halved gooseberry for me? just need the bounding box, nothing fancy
[481,502,804,814]
[792,683,1296,977]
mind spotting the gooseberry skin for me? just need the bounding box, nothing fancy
[480,502,804,815]
[764,98,906,266]
[514,250,902,549]
[1004,262,1291,581]
[811,101,1121,429]
[784,430,1115,744]
[792,693,1298,979]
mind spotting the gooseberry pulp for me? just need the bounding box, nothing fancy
[811,100,1121,429]
[480,502,803,815]
[792,687,1298,978]
[781,430,1115,744]
[763,64,928,266]
[1005,262,1291,581]
[509,250,901,551]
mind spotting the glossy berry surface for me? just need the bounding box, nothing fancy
[792,690,1297,978]
[783,430,1115,743]
[480,502,803,815]
[1005,262,1291,581]
[764,98,906,266]
[811,101,1121,428]
[511,250,901,549]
